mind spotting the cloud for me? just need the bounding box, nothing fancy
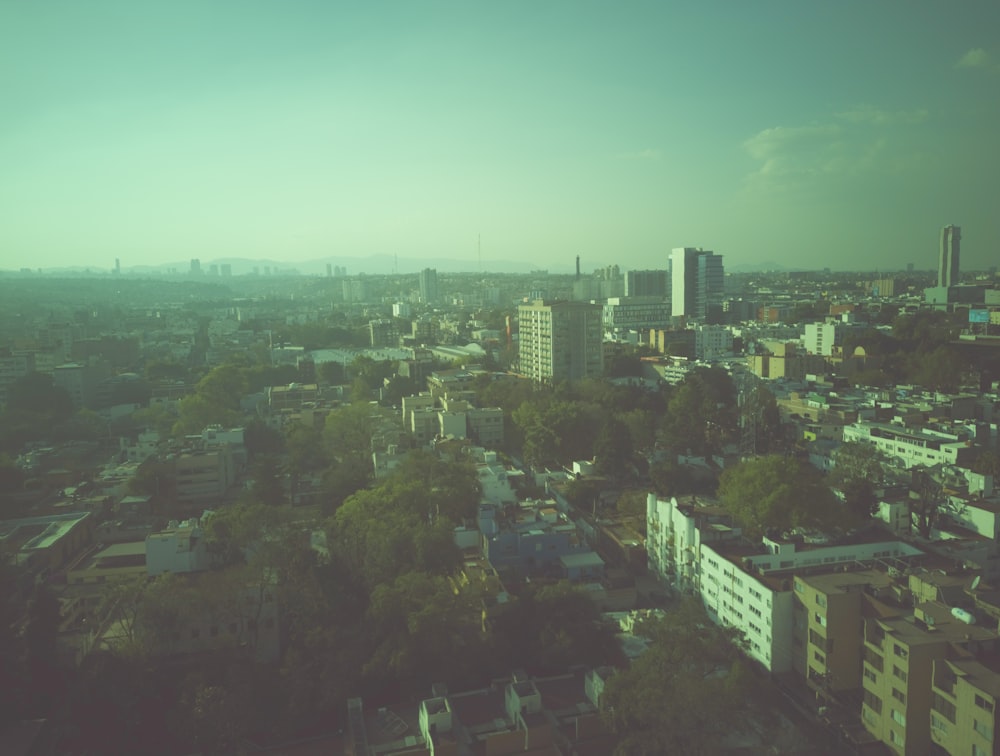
[615,148,661,161]
[742,107,928,192]
[742,124,844,180]
[956,48,991,69]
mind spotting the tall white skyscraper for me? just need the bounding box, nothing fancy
[670,248,724,320]
[939,225,961,288]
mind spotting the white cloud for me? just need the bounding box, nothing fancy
[742,108,928,192]
[956,48,991,68]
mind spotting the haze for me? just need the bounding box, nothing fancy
[2,1,998,272]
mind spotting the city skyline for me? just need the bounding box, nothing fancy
[2,2,999,273]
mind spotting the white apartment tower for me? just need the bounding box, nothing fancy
[518,300,603,384]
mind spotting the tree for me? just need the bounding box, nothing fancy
[717,455,843,539]
[593,418,633,479]
[323,402,375,468]
[364,571,479,690]
[828,440,889,519]
[601,598,751,755]
[972,450,1000,478]
[910,466,945,539]
[660,368,737,457]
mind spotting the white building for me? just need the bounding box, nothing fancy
[693,325,734,360]
[803,322,838,357]
[842,421,979,469]
[146,517,212,575]
[647,494,924,673]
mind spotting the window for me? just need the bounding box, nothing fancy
[892,665,907,683]
[863,690,882,714]
[815,594,827,608]
[864,647,884,672]
[814,613,827,628]
[974,718,993,741]
[893,643,908,660]
[933,693,956,724]
[973,745,988,756]
[892,688,906,704]
[814,651,826,665]
[889,729,902,746]
[890,709,905,727]
[864,667,878,684]
[930,713,948,735]
[976,694,995,714]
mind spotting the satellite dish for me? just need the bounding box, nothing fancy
[971,575,981,592]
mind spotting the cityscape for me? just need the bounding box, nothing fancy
[4,2,1000,755]
[1,227,1000,754]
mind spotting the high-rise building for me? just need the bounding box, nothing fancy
[190,259,201,275]
[671,247,724,319]
[939,225,961,287]
[625,269,669,298]
[419,268,439,304]
[518,300,603,384]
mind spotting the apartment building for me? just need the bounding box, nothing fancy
[517,300,603,384]
[931,654,1000,756]
[647,495,924,674]
[793,569,894,694]
[862,601,996,754]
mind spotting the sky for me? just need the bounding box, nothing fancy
[2,0,999,273]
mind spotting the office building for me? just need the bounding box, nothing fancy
[625,269,669,298]
[671,247,724,320]
[939,225,961,288]
[518,300,603,384]
[419,268,439,304]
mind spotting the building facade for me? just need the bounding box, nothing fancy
[517,300,603,384]
[940,225,961,288]
[671,247,724,320]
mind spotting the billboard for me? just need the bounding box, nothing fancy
[969,309,990,323]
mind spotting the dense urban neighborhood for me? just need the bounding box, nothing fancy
[2,249,1000,755]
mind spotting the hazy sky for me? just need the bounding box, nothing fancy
[2,1,998,273]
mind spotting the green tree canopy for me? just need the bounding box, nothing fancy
[660,367,737,457]
[601,598,751,755]
[828,440,889,519]
[717,455,843,539]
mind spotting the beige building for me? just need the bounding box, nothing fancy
[518,300,603,384]
[861,601,996,754]
[794,570,894,696]
[931,655,1000,756]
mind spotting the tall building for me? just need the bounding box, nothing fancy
[518,300,603,384]
[939,225,961,288]
[670,248,724,320]
[190,258,201,275]
[419,268,439,304]
[625,269,669,298]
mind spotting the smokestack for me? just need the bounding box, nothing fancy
[576,256,580,279]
